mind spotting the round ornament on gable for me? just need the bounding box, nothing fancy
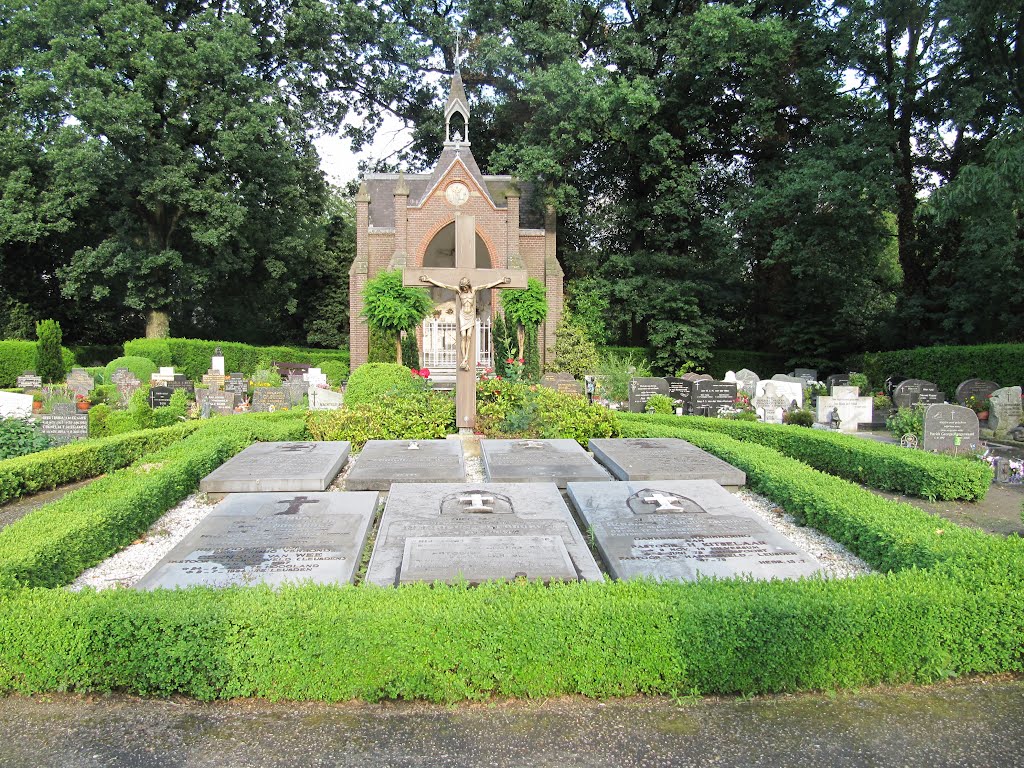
[445,181,470,206]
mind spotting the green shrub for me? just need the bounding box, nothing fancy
[123,339,349,380]
[597,350,652,403]
[0,422,200,504]
[0,418,51,459]
[344,363,420,407]
[848,372,869,395]
[34,319,66,384]
[887,404,926,441]
[552,310,601,379]
[88,403,112,438]
[644,394,674,415]
[103,356,158,386]
[0,341,75,388]
[367,327,397,363]
[533,387,619,445]
[621,413,992,501]
[305,392,454,448]
[153,390,190,428]
[783,408,815,427]
[315,360,349,387]
[475,380,619,445]
[863,343,1024,398]
[88,384,119,407]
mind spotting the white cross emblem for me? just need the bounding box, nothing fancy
[407,442,420,450]
[460,494,494,512]
[641,493,685,512]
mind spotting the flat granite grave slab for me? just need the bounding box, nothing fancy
[135,491,377,589]
[365,482,602,586]
[589,438,746,489]
[480,439,610,488]
[345,440,466,491]
[567,480,822,582]
[199,441,350,493]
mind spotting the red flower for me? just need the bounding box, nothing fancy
[420,368,430,378]
[506,357,515,364]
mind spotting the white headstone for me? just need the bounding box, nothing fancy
[723,370,738,384]
[754,380,803,423]
[815,386,873,433]
[308,387,343,410]
[152,367,176,384]
[0,392,34,418]
[735,369,760,395]
[211,353,225,375]
[306,367,328,388]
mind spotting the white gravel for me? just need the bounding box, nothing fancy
[735,488,875,578]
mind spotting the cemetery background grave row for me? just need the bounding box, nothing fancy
[0,410,1020,702]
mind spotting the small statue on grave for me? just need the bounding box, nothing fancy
[420,274,511,370]
[830,406,842,431]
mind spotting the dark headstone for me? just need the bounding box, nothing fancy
[892,379,944,409]
[345,440,466,491]
[167,374,194,394]
[364,482,603,587]
[588,438,745,488]
[283,377,307,407]
[922,404,980,454]
[665,378,692,410]
[251,387,289,412]
[791,368,818,384]
[627,377,670,413]
[274,361,310,379]
[567,480,822,582]
[689,380,737,418]
[134,492,377,589]
[15,372,42,389]
[37,403,88,446]
[826,374,851,390]
[954,378,1001,408]
[199,441,350,493]
[224,374,248,399]
[539,372,584,396]
[480,439,611,488]
[148,386,173,408]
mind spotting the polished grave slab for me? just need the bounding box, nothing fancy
[135,491,378,589]
[479,439,610,488]
[199,441,350,493]
[588,438,745,489]
[567,480,821,582]
[364,482,602,586]
[345,439,466,491]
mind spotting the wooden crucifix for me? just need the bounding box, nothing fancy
[403,213,527,430]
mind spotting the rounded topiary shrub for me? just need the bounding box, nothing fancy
[344,363,420,407]
[104,356,158,386]
[644,394,675,415]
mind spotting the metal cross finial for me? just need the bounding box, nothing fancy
[455,28,461,68]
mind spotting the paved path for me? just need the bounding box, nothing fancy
[1,679,1022,767]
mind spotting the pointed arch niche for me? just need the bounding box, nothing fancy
[421,221,494,308]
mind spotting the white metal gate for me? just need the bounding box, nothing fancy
[422,318,492,368]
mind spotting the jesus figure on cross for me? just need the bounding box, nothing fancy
[420,274,510,370]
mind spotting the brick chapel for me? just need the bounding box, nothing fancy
[348,70,562,378]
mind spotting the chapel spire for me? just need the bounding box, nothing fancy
[444,69,470,148]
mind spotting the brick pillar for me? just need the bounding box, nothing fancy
[542,204,562,369]
[391,171,409,268]
[349,183,371,371]
[506,185,521,270]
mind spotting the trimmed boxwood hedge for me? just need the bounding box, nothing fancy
[0,423,201,505]
[0,414,1020,702]
[863,343,1024,397]
[0,340,76,387]
[123,338,350,381]
[619,413,993,502]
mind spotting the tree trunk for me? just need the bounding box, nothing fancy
[395,335,403,365]
[516,323,525,360]
[146,310,170,339]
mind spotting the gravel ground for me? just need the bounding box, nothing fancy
[68,440,872,590]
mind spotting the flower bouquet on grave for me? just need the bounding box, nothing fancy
[965,395,991,418]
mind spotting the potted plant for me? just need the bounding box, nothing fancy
[965,395,991,420]
[32,392,43,413]
[75,393,92,412]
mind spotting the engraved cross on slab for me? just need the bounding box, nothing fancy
[460,493,495,512]
[641,493,686,512]
[403,213,527,429]
[275,496,319,515]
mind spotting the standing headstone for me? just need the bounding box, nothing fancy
[954,378,1000,407]
[199,441,351,493]
[148,385,173,408]
[305,367,328,388]
[168,374,195,394]
[815,386,873,433]
[567,480,822,582]
[988,386,1023,436]
[480,439,611,488]
[923,404,980,453]
[628,377,670,413]
[791,368,818,384]
[224,374,248,400]
[211,346,226,376]
[284,376,307,407]
[201,369,226,390]
[755,379,803,413]
[151,367,176,385]
[735,369,760,395]
[111,368,142,405]
[723,370,738,384]
[135,492,377,590]
[681,373,713,383]
[346,440,465,490]
[205,391,238,416]
[665,378,693,410]
[37,403,88,445]
[15,372,42,389]
[273,362,310,380]
[251,387,289,412]
[0,392,34,418]
[588,438,745,488]
[689,380,737,418]
[826,374,851,390]
[539,372,584,396]
[892,379,945,409]
[365,482,602,587]
[751,382,793,424]
[772,374,806,386]
[65,368,94,398]
[308,387,344,411]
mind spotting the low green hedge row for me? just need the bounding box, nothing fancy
[123,338,350,381]
[306,392,455,448]
[0,419,1021,701]
[0,340,76,387]
[343,363,422,407]
[0,413,307,589]
[619,413,992,502]
[0,422,201,505]
[863,343,1024,397]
